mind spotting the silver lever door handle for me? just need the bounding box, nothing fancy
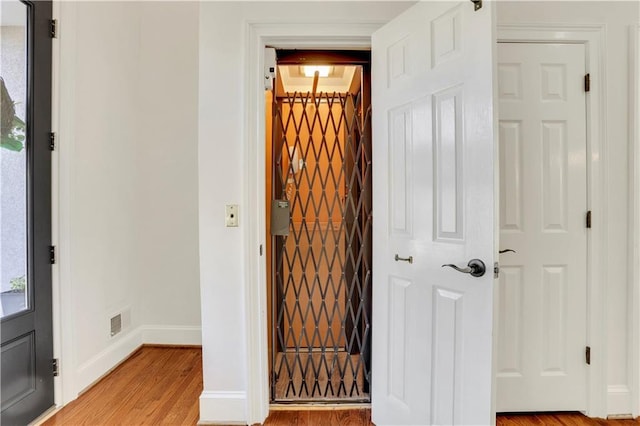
[441,259,486,277]
[395,254,413,264]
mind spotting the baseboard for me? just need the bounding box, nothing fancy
[140,325,202,346]
[199,391,247,424]
[607,385,632,417]
[75,327,143,393]
[73,324,202,396]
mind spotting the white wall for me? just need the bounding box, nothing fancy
[50,0,638,419]
[55,0,201,404]
[497,1,639,417]
[137,2,202,339]
[59,1,143,392]
[197,2,414,423]
[198,1,640,423]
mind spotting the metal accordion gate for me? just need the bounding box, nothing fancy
[269,66,372,402]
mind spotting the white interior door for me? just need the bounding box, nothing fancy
[371,2,495,424]
[496,42,588,412]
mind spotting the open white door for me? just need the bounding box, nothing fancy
[371,1,495,425]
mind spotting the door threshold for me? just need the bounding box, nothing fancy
[270,403,371,411]
[29,406,61,426]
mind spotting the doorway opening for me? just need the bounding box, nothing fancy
[265,50,372,403]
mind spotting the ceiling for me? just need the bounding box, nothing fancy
[277,65,359,95]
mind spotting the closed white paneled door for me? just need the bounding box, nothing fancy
[371,1,495,424]
[496,42,588,412]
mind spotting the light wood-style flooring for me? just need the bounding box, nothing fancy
[264,411,640,426]
[42,346,202,425]
[496,413,639,426]
[41,346,639,425]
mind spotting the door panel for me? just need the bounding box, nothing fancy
[372,2,495,425]
[1,1,54,424]
[496,42,587,412]
[434,85,464,241]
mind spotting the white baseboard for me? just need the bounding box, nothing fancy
[141,325,202,346]
[75,327,143,393]
[199,391,247,424]
[608,385,632,417]
[73,324,202,397]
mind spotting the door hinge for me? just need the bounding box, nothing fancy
[494,261,499,279]
[470,0,482,11]
[259,244,263,256]
[49,132,56,151]
[49,19,58,38]
[52,358,59,376]
[585,346,591,365]
[584,73,591,92]
[586,210,592,229]
[49,245,56,264]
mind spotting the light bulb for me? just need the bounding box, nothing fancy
[302,65,331,78]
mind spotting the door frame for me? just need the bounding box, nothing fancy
[243,18,610,426]
[1,0,54,423]
[630,23,640,419]
[244,20,384,424]
[497,24,607,418]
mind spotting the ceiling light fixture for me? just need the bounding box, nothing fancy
[302,65,331,78]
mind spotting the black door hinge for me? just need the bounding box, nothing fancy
[584,73,591,92]
[470,0,482,11]
[49,19,58,38]
[49,246,56,264]
[52,358,59,376]
[586,210,592,229]
[585,346,591,365]
[49,132,56,151]
[259,244,263,256]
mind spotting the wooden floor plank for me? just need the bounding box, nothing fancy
[262,411,640,426]
[40,347,640,425]
[495,413,640,426]
[42,347,202,426]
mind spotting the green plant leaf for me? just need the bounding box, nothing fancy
[9,275,26,292]
[1,136,24,151]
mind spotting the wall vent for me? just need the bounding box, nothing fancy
[110,314,122,337]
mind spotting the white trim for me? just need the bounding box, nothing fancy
[244,20,384,425]
[630,23,640,419]
[199,391,247,425]
[140,325,202,346]
[51,0,62,409]
[52,0,79,407]
[607,385,633,418]
[497,23,608,418]
[74,328,143,393]
[54,323,201,407]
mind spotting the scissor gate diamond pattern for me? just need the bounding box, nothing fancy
[271,89,372,402]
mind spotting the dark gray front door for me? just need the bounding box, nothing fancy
[1,1,54,424]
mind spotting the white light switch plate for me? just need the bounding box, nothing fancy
[225,204,239,227]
